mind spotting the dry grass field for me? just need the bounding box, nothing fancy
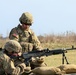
[39,32,76,67]
[0,32,76,67]
[44,50,76,67]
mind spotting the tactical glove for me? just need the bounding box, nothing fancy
[18,63,26,72]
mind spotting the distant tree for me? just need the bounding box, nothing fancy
[0,34,3,39]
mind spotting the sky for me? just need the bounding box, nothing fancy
[0,0,76,37]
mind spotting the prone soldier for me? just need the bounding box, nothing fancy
[0,40,26,75]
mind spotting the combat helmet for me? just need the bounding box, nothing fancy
[19,12,33,25]
[4,40,22,52]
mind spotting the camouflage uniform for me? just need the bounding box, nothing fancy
[9,12,42,53]
[0,40,26,75]
[9,12,45,69]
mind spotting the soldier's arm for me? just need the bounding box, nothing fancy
[3,55,26,75]
[31,31,43,50]
[9,28,19,41]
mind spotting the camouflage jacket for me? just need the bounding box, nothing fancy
[9,24,42,52]
[0,50,25,75]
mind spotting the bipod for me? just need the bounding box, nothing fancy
[62,51,69,64]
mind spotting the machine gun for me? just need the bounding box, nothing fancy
[20,46,76,65]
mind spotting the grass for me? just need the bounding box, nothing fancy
[0,40,76,67]
[0,36,76,67]
[43,50,76,67]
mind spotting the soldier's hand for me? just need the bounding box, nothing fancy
[25,67,31,73]
[18,63,26,72]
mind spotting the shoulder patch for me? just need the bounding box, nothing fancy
[12,33,18,38]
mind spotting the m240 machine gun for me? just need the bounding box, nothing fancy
[20,46,76,65]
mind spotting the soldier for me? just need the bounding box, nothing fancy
[9,12,47,68]
[0,40,26,75]
[9,12,42,53]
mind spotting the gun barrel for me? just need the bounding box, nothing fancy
[45,46,76,56]
[21,46,76,62]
